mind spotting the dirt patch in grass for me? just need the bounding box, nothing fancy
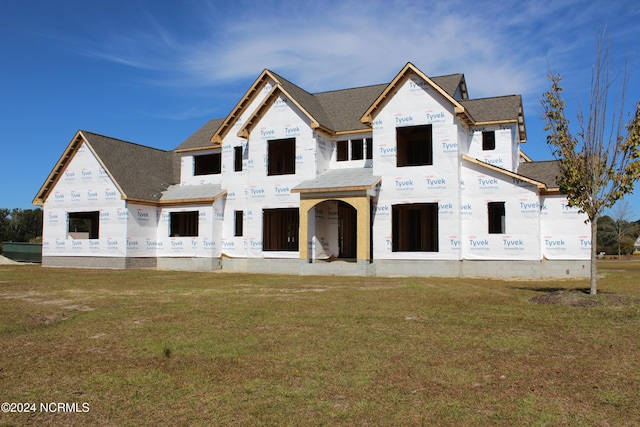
[529,289,639,308]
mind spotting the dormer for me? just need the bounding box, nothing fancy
[462,95,527,172]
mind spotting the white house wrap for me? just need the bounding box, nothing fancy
[34,63,590,277]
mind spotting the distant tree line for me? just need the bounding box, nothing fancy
[597,215,640,256]
[0,208,43,249]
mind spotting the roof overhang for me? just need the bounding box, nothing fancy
[211,70,279,144]
[462,155,547,190]
[32,130,126,206]
[237,85,333,139]
[291,169,382,198]
[291,181,381,195]
[174,145,221,154]
[361,62,474,126]
[519,150,533,163]
[126,190,227,207]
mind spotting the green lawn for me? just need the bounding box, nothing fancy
[1,262,639,426]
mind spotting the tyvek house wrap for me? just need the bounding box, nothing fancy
[540,196,592,260]
[370,74,463,260]
[39,63,592,270]
[42,142,128,257]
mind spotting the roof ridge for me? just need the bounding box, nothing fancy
[267,70,315,97]
[313,82,389,96]
[80,130,171,153]
[312,74,465,96]
[431,72,464,78]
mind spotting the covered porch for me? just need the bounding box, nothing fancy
[291,168,381,267]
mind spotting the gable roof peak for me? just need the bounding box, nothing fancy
[33,130,179,206]
[360,62,471,125]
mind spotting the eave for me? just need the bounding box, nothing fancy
[361,62,471,126]
[174,145,221,154]
[127,190,227,207]
[32,131,127,206]
[237,85,333,139]
[519,150,533,163]
[211,70,278,144]
[462,155,547,190]
[291,178,382,195]
[540,187,561,195]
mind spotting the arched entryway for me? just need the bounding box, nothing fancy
[297,193,375,265]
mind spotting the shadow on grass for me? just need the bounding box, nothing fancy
[514,286,591,294]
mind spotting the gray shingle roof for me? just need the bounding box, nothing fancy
[460,95,522,122]
[293,168,381,192]
[430,74,466,99]
[174,118,225,151]
[517,160,560,187]
[314,84,387,132]
[82,131,179,201]
[70,68,523,203]
[191,69,512,142]
[270,71,335,129]
[267,72,467,134]
[160,183,225,201]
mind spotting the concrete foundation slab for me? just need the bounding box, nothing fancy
[42,256,591,279]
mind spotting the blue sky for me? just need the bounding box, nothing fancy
[1,0,639,218]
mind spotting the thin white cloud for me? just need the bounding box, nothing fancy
[68,0,640,104]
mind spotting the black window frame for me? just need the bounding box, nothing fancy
[194,153,222,175]
[396,125,433,167]
[170,211,199,237]
[488,202,506,234]
[267,138,296,176]
[365,137,373,160]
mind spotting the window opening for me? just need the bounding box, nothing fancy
[482,131,496,151]
[234,146,243,172]
[234,210,243,236]
[268,138,295,175]
[336,140,348,162]
[392,204,438,251]
[396,125,433,167]
[170,211,199,237]
[263,208,299,251]
[194,153,221,175]
[488,202,506,234]
[68,211,99,239]
[351,139,364,160]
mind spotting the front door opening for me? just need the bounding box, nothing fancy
[338,201,357,259]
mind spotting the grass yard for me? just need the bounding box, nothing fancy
[0,262,639,426]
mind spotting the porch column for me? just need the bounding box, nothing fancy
[351,196,371,263]
[298,198,314,261]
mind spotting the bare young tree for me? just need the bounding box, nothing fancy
[611,201,633,259]
[541,33,640,294]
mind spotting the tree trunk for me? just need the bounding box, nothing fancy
[590,217,598,295]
